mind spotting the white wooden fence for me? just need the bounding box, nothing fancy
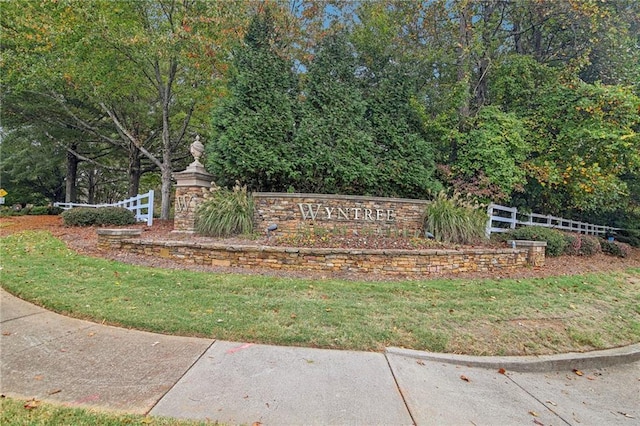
[54,190,154,226]
[486,203,617,237]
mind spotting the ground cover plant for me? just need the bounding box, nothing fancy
[0,396,210,426]
[2,231,639,356]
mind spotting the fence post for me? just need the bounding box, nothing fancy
[485,204,493,238]
[147,190,154,226]
[510,206,517,229]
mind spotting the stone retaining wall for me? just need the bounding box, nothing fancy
[97,232,544,277]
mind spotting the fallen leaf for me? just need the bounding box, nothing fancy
[87,332,96,337]
[587,376,595,380]
[140,417,153,424]
[618,412,635,419]
[417,360,425,366]
[2,332,12,336]
[290,313,297,319]
[47,389,62,395]
[34,375,44,381]
[533,419,544,425]
[24,399,40,410]
[498,368,506,375]
[460,375,470,382]
[572,369,583,376]
[252,422,263,426]
[546,400,557,406]
[529,410,539,417]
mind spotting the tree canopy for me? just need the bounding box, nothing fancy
[2,0,638,230]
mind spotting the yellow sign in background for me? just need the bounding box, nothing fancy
[0,189,7,198]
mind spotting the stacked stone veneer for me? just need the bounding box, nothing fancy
[253,193,429,236]
[97,232,545,277]
[173,164,213,233]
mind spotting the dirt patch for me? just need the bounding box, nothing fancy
[2,215,639,281]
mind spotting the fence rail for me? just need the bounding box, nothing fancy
[54,190,154,226]
[486,203,617,237]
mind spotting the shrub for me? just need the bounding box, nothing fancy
[62,208,98,226]
[562,233,581,256]
[423,191,487,244]
[28,206,50,215]
[506,226,567,257]
[61,207,135,226]
[600,240,630,258]
[94,207,136,226]
[579,235,601,256]
[561,233,601,256]
[196,183,254,237]
[615,229,640,248]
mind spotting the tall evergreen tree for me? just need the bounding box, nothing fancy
[293,32,376,195]
[207,7,298,191]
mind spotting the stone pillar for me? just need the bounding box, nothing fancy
[508,240,547,267]
[172,136,212,233]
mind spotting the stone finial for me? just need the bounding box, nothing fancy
[190,135,205,164]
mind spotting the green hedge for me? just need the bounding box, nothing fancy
[61,207,136,227]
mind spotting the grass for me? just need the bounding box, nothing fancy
[0,396,214,426]
[1,231,639,356]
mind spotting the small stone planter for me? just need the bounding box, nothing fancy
[97,229,142,250]
[507,240,547,267]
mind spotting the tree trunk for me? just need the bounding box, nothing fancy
[128,142,141,198]
[453,0,472,162]
[65,145,79,203]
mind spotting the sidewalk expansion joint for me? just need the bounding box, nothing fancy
[145,339,217,415]
[384,352,417,426]
[503,373,572,426]
[1,312,46,324]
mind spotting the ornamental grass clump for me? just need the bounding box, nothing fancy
[423,191,487,244]
[195,182,254,237]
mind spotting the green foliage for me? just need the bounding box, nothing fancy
[29,206,55,215]
[615,230,640,248]
[423,192,487,244]
[61,207,135,227]
[506,226,567,257]
[600,240,631,258]
[195,184,254,237]
[293,31,376,194]
[207,8,298,192]
[453,106,529,201]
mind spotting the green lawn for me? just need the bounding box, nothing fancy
[1,231,639,356]
[0,396,213,426]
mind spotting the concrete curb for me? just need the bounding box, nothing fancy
[386,343,640,372]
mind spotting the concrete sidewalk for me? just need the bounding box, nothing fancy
[1,289,638,425]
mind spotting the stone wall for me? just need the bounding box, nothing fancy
[97,233,541,277]
[253,193,429,236]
